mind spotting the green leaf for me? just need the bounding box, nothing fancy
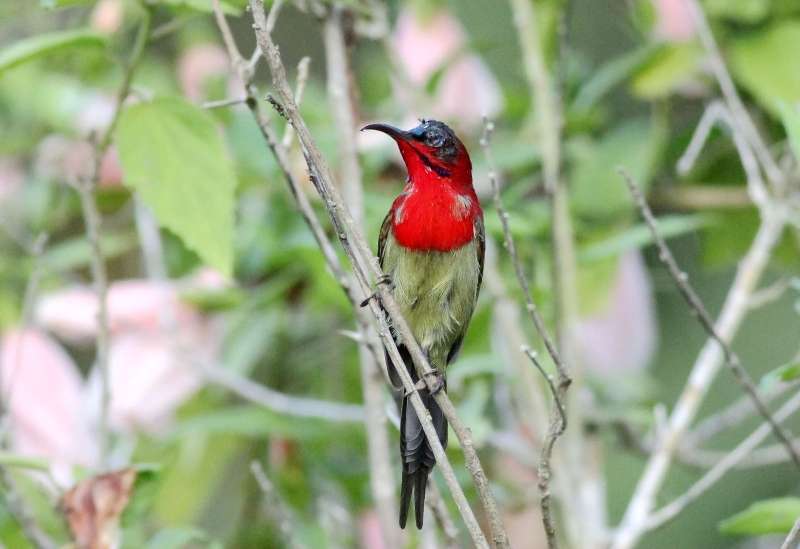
[704,0,770,23]
[631,43,703,99]
[730,22,800,115]
[117,97,237,276]
[0,29,107,75]
[145,528,209,549]
[40,0,94,7]
[170,405,355,440]
[0,452,49,471]
[570,118,664,218]
[161,0,243,15]
[759,361,800,392]
[779,100,800,162]
[574,45,658,109]
[719,497,800,536]
[579,214,715,262]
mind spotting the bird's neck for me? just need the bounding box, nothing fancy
[390,174,481,252]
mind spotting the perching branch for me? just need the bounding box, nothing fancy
[481,118,570,549]
[247,1,509,546]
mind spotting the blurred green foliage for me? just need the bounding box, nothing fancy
[0,0,799,547]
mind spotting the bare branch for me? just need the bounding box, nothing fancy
[643,389,800,532]
[202,364,364,422]
[250,460,306,549]
[0,470,57,549]
[247,1,508,545]
[685,0,785,191]
[620,169,799,467]
[781,516,800,549]
[481,119,570,549]
[426,480,461,549]
[612,169,790,549]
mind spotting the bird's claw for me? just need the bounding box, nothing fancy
[423,369,445,395]
[359,275,394,308]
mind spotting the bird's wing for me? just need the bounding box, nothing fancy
[445,215,485,366]
[377,210,392,270]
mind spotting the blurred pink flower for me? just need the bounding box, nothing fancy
[178,43,231,101]
[36,278,219,434]
[98,147,123,188]
[653,0,696,42]
[575,252,658,375]
[91,0,123,35]
[0,157,24,206]
[358,510,386,549]
[392,8,502,127]
[0,329,98,482]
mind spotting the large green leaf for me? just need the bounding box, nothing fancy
[730,22,800,115]
[116,97,237,275]
[570,118,664,218]
[0,29,107,75]
[704,0,770,23]
[719,497,800,536]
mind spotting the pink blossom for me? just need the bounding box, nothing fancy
[391,7,502,127]
[575,252,658,375]
[178,43,231,101]
[91,0,123,35]
[0,157,23,206]
[653,0,696,42]
[358,510,387,549]
[36,278,219,433]
[0,329,98,482]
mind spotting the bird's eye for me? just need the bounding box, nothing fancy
[426,131,444,148]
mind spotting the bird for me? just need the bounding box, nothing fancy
[362,119,484,529]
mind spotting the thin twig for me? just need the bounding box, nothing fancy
[684,0,784,191]
[481,118,570,549]
[620,168,799,468]
[202,96,248,109]
[74,4,152,466]
[0,470,57,549]
[250,460,305,549]
[426,480,461,549]
[781,516,800,549]
[202,365,364,422]
[643,390,800,532]
[248,2,506,546]
[613,169,789,549]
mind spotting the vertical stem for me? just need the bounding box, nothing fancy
[323,6,398,546]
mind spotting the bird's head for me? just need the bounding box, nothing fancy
[362,119,472,184]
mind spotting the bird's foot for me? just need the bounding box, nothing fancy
[359,275,394,308]
[423,369,445,395]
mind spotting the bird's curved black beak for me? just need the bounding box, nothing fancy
[361,123,412,142]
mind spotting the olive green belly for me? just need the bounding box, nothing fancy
[382,234,480,368]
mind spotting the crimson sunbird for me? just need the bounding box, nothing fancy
[362,119,485,529]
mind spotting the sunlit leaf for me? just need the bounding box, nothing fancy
[719,497,800,536]
[0,29,107,75]
[730,22,800,115]
[759,361,800,392]
[579,214,715,262]
[570,118,664,218]
[704,0,770,22]
[630,43,703,99]
[116,97,237,276]
[40,0,95,7]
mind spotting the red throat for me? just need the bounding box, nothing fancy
[390,143,482,252]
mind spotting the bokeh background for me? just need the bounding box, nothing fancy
[1,0,799,547]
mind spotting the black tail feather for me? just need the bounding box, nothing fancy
[398,387,447,529]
